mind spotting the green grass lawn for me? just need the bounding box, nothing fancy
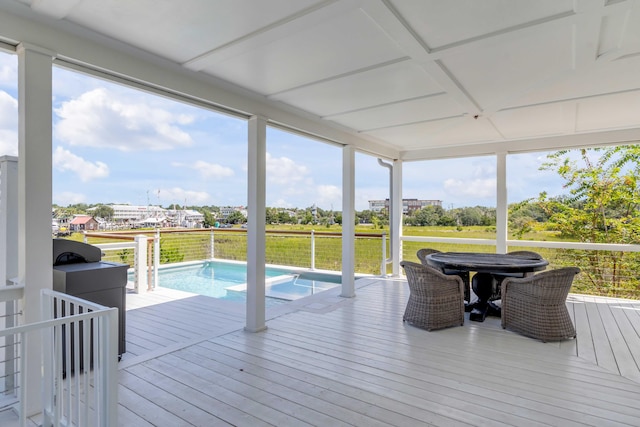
[71,224,639,299]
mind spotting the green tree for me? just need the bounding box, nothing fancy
[201,210,217,228]
[413,205,444,226]
[93,204,114,220]
[536,146,640,294]
[226,210,246,224]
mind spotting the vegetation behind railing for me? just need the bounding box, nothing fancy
[75,225,640,299]
[82,228,388,275]
[402,241,640,299]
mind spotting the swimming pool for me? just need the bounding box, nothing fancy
[142,261,342,303]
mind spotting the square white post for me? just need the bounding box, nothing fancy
[246,115,267,332]
[496,152,508,253]
[17,42,54,417]
[134,235,148,293]
[391,159,403,276]
[341,145,355,298]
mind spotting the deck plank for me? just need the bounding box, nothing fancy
[115,277,640,427]
[607,298,640,382]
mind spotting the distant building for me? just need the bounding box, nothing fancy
[368,198,442,214]
[69,215,99,231]
[166,208,205,228]
[107,204,168,222]
[219,206,247,219]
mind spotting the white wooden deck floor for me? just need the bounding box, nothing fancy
[113,278,640,426]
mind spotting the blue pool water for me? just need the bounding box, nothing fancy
[142,261,341,303]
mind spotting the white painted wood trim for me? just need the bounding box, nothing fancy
[496,151,507,253]
[391,159,402,276]
[246,116,267,332]
[17,43,53,417]
[341,145,355,298]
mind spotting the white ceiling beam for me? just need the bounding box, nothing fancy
[183,0,360,71]
[359,0,480,115]
[28,0,81,19]
[400,127,640,161]
[476,0,632,117]
[596,0,640,62]
[0,4,398,160]
[417,0,632,62]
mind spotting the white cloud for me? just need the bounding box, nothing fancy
[314,184,342,208]
[173,160,234,179]
[266,152,309,185]
[0,91,18,156]
[54,191,87,206]
[53,146,110,182]
[0,90,18,128]
[0,54,17,87]
[0,129,18,156]
[273,198,292,208]
[158,187,211,205]
[54,88,194,151]
[443,178,495,199]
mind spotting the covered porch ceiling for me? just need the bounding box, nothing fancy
[2,0,640,160]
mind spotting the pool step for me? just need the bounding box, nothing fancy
[225,274,298,300]
[225,274,337,301]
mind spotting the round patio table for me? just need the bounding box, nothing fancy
[425,252,548,321]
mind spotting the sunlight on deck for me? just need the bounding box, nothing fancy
[114,277,640,426]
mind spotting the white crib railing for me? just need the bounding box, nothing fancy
[0,284,23,418]
[0,289,118,427]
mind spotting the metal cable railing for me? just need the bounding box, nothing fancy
[402,239,640,299]
[84,229,389,275]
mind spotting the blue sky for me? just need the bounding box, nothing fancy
[0,51,568,211]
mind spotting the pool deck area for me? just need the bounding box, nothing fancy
[106,277,640,426]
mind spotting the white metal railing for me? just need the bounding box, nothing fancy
[0,289,118,427]
[0,283,24,419]
[85,232,159,293]
[401,235,640,253]
[85,228,389,283]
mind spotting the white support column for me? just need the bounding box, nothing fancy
[246,115,267,332]
[17,43,54,417]
[341,145,355,298]
[391,159,403,276]
[496,152,508,253]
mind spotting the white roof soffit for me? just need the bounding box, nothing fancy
[2,0,640,161]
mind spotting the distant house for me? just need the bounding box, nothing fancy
[368,198,442,214]
[69,215,99,231]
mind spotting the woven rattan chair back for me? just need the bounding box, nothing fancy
[507,250,543,259]
[416,248,441,265]
[400,261,465,331]
[416,249,472,303]
[501,267,580,342]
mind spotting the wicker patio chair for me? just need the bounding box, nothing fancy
[416,248,471,304]
[416,248,440,264]
[508,250,542,258]
[490,250,544,301]
[400,261,465,331]
[501,267,580,342]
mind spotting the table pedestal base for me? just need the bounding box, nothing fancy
[469,304,488,322]
[469,273,501,322]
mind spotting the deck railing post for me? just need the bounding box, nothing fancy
[133,235,148,294]
[214,228,215,260]
[311,230,315,270]
[381,232,387,276]
[153,230,160,289]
